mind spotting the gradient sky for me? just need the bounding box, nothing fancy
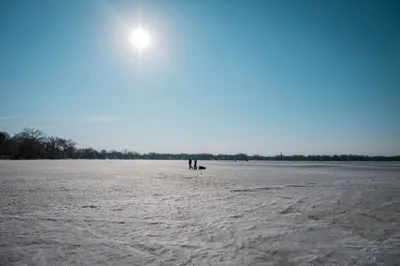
[0,0,399,155]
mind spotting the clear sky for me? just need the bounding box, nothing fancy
[0,0,399,155]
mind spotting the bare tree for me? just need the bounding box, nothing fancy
[15,128,46,142]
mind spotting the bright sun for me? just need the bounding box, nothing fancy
[130,27,151,51]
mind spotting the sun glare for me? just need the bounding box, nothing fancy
[130,27,151,51]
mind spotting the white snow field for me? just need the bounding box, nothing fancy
[1,160,399,266]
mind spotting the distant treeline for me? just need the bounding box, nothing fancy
[0,128,399,161]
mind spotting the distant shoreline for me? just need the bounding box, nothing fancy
[1,128,399,161]
[1,157,400,162]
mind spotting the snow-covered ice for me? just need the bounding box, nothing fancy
[1,160,399,266]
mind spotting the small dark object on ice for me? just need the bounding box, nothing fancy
[82,205,98,209]
[199,166,206,170]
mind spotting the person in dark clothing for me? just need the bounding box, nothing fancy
[194,159,197,170]
[189,158,193,169]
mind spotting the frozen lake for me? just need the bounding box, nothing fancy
[1,160,399,266]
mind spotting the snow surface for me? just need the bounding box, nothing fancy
[1,160,399,266]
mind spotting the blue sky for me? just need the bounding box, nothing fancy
[0,0,399,155]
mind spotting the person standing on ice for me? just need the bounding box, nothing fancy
[194,159,197,170]
[189,158,193,169]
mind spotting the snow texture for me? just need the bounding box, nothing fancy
[1,160,400,266]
